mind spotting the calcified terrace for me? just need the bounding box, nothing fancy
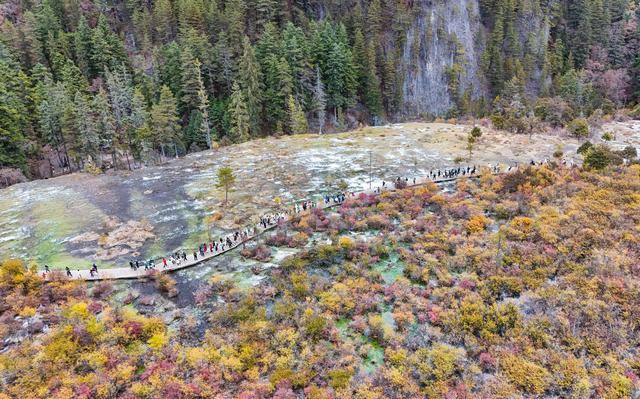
[0,121,637,269]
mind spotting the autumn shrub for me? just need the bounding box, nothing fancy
[328,368,354,390]
[583,144,618,170]
[466,215,490,234]
[241,245,272,261]
[154,272,179,297]
[266,231,292,247]
[500,354,550,395]
[0,259,41,292]
[577,140,593,155]
[304,314,326,341]
[366,214,390,230]
[505,216,536,240]
[568,118,589,138]
[338,236,355,250]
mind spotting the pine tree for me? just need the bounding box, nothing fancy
[20,11,44,69]
[228,81,250,143]
[154,0,177,43]
[181,47,201,115]
[90,15,127,77]
[255,0,281,33]
[74,92,100,166]
[178,0,205,32]
[325,39,356,114]
[74,15,92,77]
[282,22,310,97]
[364,44,382,116]
[225,0,246,56]
[93,87,118,167]
[157,42,183,100]
[150,85,181,158]
[311,67,326,134]
[106,67,136,169]
[287,94,308,134]
[195,60,212,149]
[483,5,505,96]
[0,45,28,169]
[130,87,150,160]
[352,28,368,101]
[239,36,263,137]
[367,0,382,38]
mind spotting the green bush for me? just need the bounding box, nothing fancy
[583,145,616,170]
[567,118,589,138]
[470,126,482,139]
[490,114,505,130]
[601,132,614,141]
[576,141,593,155]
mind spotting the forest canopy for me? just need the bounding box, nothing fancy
[1,0,639,179]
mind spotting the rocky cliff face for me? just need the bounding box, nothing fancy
[401,0,486,117]
[400,0,550,117]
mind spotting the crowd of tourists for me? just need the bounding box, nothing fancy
[43,160,558,279]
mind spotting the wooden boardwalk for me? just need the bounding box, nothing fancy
[42,169,490,281]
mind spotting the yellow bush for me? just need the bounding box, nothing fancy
[506,216,536,240]
[338,236,355,250]
[65,302,90,320]
[147,331,168,351]
[466,215,490,234]
[501,354,550,395]
[18,306,36,318]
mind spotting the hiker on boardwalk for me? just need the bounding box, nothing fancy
[44,265,50,273]
[66,267,72,277]
[193,251,198,261]
[162,257,168,268]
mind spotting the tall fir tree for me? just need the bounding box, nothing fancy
[239,36,263,137]
[181,47,202,115]
[150,85,181,158]
[228,81,250,143]
[0,45,29,169]
[93,87,118,167]
[74,15,92,77]
[287,94,308,135]
[73,91,100,166]
[311,67,327,134]
[364,44,383,116]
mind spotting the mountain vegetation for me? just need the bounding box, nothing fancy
[1,0,639,181]
[1,163,640,397]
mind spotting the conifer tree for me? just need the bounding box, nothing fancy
[154,0,177,43]
[364,44,382,116]
[483,5,505,96]
[74,15,92,77]
[225,0,246,56]
[74,92,100,166]
[93,87,118,167]
[20,11,44,69]
[150,85,181,158]
[239,36,263,137]
[0,45,29,169]
[130,87,150,160]
[181,48,201,115]
[228,81,250,143]
[287,94,308,134]
[367,0,382,38]
[311,67,326,134]
[178,0,205,32]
